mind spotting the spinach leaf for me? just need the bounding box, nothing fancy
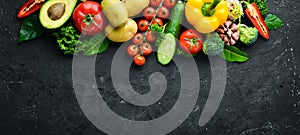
[221,46,249,63]
[83,32,110,56]
[98,38,110,54]
[18,15,45,43]
[264,14,284,30]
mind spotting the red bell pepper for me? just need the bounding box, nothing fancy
[245,3,269,39]
[17,0,46,18]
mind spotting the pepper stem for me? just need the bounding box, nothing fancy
[202,0,222,16]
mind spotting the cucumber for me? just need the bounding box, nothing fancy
[164,1,185,38]
[157,1,185,65]
[157,33,176,65]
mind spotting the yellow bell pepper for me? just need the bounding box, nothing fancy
[185,0,229,33]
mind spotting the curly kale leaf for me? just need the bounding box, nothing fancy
[52,24,86,55]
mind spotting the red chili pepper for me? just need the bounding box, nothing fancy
[17,0,46,18]
[245,3,269,39]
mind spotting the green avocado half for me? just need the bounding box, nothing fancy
[40,0,78,29]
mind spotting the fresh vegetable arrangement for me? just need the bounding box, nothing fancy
[17,0,284,66]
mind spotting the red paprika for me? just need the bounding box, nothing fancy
[17,0,46,18]
[245,3,269,39]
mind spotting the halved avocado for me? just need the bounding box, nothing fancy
[39,0,77,29]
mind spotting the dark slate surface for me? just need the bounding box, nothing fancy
[0,0,299,134]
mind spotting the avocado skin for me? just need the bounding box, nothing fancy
[40,0,78,29]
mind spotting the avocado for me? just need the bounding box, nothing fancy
[39,0,78,29]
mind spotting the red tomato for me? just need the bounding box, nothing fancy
[17,0,45,18]
[146,31,157,42]
[134,55,146,66]
[127,45,139,57]
[132,33,144,44]
[137,19,149,32]
[179,30,203,54]
[163,0,177,8]
[140,43,152,56]
[157,6,169,19]
[150,0,162,7]
[151,18,163,26]
[72,1,106,35]
[143,7,156,21]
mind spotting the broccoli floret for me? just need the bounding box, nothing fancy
[238,24,258,45]
[203,33,225,56]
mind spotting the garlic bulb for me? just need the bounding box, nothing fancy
[217,20,240,46]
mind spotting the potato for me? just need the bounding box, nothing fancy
[105,18,138,42]
[121,0,149,17]
[102,0,128,27]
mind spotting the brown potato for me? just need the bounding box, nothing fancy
[105,18,138,42]
[102,0,128,27]
[121,0,149,17]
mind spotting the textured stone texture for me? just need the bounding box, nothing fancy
[0,0,299,134]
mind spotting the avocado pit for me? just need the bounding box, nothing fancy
[47,3,66,20]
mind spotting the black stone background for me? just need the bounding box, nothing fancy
[0,0,299,134]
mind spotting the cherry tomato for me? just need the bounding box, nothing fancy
[72,1,106,35]
[163,0,176,8]
[179,30,203,54]
[157,6,169,19]
[151,18,163,26]
[17,0,45,18]
[146,31,157,42]
[150,0,162,7]
[132,33,144,44]
[140,43,152,56]
[143,7,156,21]
[134,55,146,66]
[127,45,139,57]
[137,19,149,32]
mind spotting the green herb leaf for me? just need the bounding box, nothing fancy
[98,38,110,53]
[264,14,284,30]
[83,32,110,56]
[51,24,83,55]
[150,23,165,33]
[221,46,249,63]
[18,15,45,43]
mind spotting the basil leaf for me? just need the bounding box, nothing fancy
[83,32,110,56]
[264,14,284,30]
[221,46,249,63]
[18,15,45,43]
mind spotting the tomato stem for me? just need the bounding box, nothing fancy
[139,0,166,55]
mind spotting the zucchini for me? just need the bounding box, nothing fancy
[164,1,185,38]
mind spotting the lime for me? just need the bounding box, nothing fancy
[157,33,176,65]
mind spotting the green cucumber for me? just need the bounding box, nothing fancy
[164,1,185,38]
[157,33,176,65]
[157,1,185,65]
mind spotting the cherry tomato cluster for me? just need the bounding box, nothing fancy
[127,43,153,66]
[127,0,177,66]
